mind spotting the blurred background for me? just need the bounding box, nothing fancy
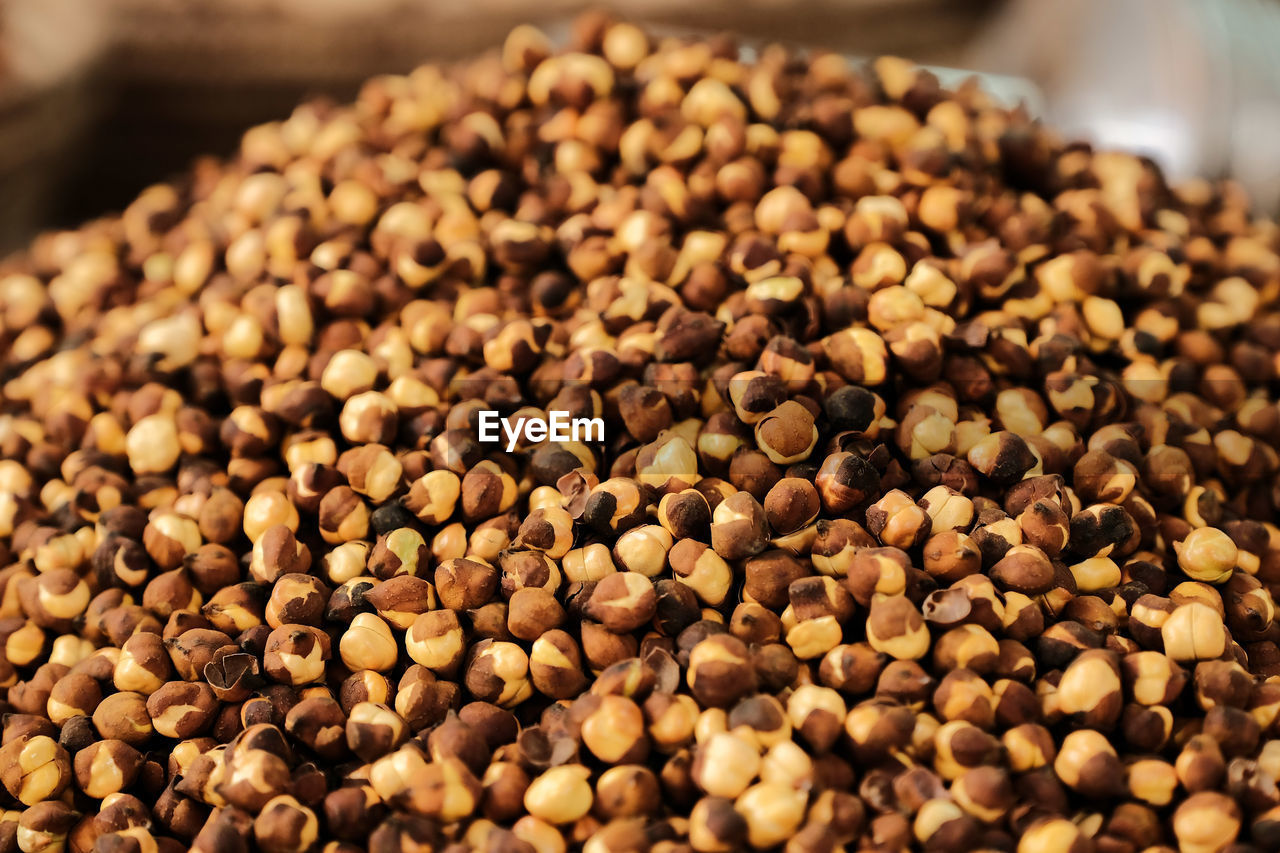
[2,0,1279,251]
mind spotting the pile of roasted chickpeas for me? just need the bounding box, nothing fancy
[2,11,1280,853]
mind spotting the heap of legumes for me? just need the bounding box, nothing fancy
[0,11,1278,853]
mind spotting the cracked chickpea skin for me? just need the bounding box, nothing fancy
[2,10,1280,853]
